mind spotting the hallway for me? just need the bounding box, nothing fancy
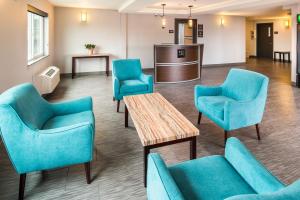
[246,58,291,84]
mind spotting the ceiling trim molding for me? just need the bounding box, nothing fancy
[118,0,136,12]
[49,0,299,17]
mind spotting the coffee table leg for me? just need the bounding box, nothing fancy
[190,136,196,160]
[144,146,150,187]
[125,105,128,127]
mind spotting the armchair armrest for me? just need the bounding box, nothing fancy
[0,105,94,174]
[225,138,284,194]
[113,76,121,99]
[140,73,153,93]
[223,77,268,130]
[224,96,266,130]
[51,96,93,116]
[194,85,222,106]
[147,153,185,200]
[225,180,300,200]
[28,122,94,173]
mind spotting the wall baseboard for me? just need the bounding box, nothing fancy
[248,55,257,58]
[61,71,110,78]
[60,68,154,77]
[60,63,247,78]
[202,62,246,68]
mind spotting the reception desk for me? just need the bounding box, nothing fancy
[154,44,204,83]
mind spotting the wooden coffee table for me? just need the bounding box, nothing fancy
[124,93,199,187]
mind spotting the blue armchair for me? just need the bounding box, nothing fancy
[147,137,300,200]
[194,68,269,144]
[0,83,95,200]
[112,59,153,112]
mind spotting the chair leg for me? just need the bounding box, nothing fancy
[84,162,91,184]
[224,130,228,146]
[117,100,120,112]
[197,112,202,125]
[256,124,261,140]
[19,174,26,200]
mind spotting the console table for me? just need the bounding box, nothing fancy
[274,51,291,63]
[72,54,110,79]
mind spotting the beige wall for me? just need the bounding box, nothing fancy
[54,7,126,74]
[54,8,246,72]
[0,0,54,92]
[246,18,292,58]
[126,14,246,68]
[246,20,256,58]
[197,15,246,65]
[128,14,246,68]
[127,14,174,68]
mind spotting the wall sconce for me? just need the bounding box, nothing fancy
[81,11,87,22]
[220,17,225,26]
[284,20,290,28]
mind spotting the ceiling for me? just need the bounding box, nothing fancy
[49,0,128,10]
[49,0,297,17]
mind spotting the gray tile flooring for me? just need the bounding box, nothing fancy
[1,58,300,200]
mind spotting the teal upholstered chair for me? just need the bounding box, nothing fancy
[112,59,153,112]
[194,68,269,144]
[147,137,300,200]
[0,83,95,200]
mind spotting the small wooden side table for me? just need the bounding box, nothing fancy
[274,51,291,63]
[72,54,110,79]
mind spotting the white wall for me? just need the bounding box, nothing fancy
[246,18,292,58]
[127,14,174,68]
[291,4,300,83]
[54,8,246,72]
[246,20,255,58]
[197,15,246,65]
[128,14,246,68]
[54,7,126,74]
[0,0,54,92]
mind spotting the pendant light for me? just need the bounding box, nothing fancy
[161,4,166,29]
[188,5,193,28]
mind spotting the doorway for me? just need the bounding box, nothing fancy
[174,18,197,44]
[256,23,273,59]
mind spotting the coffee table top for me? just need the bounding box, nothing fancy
[124,93,199,146]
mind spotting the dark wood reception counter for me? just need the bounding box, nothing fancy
[154,44,204,83]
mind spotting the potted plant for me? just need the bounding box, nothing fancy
[85,44,96,55]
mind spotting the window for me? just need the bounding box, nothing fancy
[27,5,49,65]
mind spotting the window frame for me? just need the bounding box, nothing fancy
[27,5,49,66]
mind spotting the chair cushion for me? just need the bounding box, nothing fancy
[198,96,235,120]
[120,80,148,94]
[169,155,256,200]
[42,111,94,130]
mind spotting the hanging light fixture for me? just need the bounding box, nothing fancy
[188,5,193,28]
[161,4,166,29]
